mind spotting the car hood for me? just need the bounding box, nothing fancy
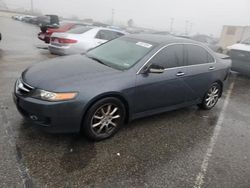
[22,54,121,92]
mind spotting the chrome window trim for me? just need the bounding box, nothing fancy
[136,42,217,74]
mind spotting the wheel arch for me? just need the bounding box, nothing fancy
[81,92,130,128]
[215,80,223,97]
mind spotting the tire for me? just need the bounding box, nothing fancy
[82,97,126,141]
[199,82,221,110]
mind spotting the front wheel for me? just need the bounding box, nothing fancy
[82,97,126,141]
[199,83,221,110]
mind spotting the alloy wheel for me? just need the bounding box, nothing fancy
[205,85,219,108]
[91,103,121,135]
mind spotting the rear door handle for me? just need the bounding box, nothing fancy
[209,66,215,70]
[176,72,185,77]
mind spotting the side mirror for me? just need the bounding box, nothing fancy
[148,64,165,74]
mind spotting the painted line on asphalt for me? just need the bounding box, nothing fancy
[0,106,33,188]
[193,77,236,188]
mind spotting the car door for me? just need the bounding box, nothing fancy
[183,44,217,102]
[134,44,189,114]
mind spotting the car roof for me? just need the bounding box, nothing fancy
[125,34,201,45]
[92,27,127,34]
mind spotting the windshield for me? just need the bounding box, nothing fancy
[242,38,250,45]
[86,37,155,70]
[67,26,92,34]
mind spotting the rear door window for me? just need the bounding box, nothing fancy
[149,44,185,69]
[186,45,215,65]
[67,26,92,34]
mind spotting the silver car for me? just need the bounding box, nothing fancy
[49,27,126,55]
[227,38,250,76]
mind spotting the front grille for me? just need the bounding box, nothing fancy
[15,79,34,96]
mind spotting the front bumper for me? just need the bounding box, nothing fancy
[13,93,83,133]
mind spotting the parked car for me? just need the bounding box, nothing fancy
[37,15,59,27]
[191,35,223,53]
[12,15,20,20]
[12,15,33,22]
[22,15,37,23]
[13,35,231,140]
[38,22,88,43]
[27,16,39,25]
[152,31,170,35]
[49,27,126,55]
[38,15,60,38]
[227,38,250,76]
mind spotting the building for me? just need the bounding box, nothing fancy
[0,0,8,10]
[219,25,250,49]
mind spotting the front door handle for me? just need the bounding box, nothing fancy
[209,66,215,70]
[176,72,185,77]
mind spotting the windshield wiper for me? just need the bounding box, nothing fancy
[87,55,105,65]
[86,55,113,68]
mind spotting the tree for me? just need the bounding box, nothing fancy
[127,19,134,27]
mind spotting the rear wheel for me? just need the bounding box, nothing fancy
[82,97,125,141]
[199,82,221,110]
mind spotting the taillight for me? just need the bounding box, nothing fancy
[51,37,77,44]
[59,38,77,44]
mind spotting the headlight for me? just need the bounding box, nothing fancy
[33,89,78,102]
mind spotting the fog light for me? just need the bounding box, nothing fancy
[30,115,38,121]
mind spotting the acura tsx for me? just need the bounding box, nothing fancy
[13,34,231,140]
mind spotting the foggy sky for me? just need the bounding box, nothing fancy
[3,0,250,37]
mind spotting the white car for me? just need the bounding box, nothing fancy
[48,27,126,55]
[227,38,250,76]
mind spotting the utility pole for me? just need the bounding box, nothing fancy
[170,18,174,34]
[185,20,189,35]
[111,9,115,25]
[30,0,34,14]
[189,22,193,35]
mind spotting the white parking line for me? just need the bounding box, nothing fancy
[0,106,33,187]
[194,78,236,188]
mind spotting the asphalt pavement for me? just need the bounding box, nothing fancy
[0,13,250,188]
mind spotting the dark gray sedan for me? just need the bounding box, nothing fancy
[13,34,231,140]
